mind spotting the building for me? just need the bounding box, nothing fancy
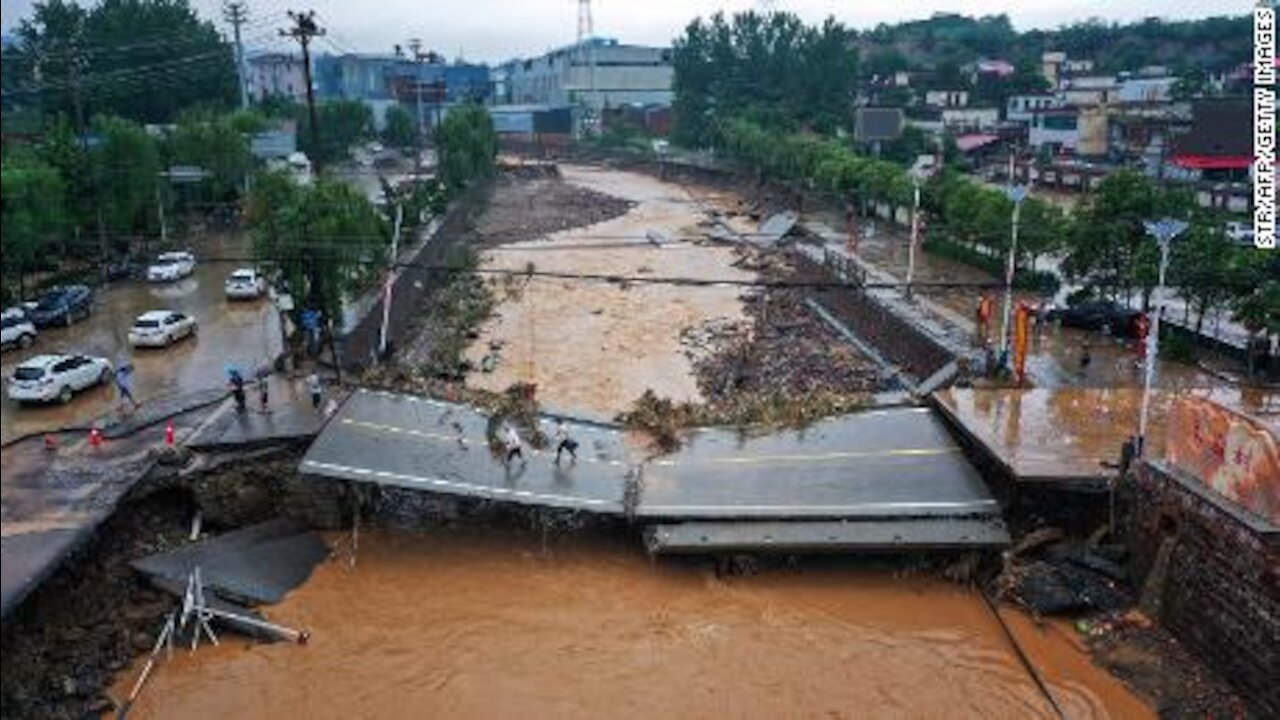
[924,89,969,108]
[1170,99,1252,181]
[940,107,999,132]
[964,58,1014,85]
[1006,94,1064,123]
[1061,76,1120,107]
[315,53,400,101]
[1028,108,1079,155]
[246,52,308,103]
[501,38,673,113]
[1118,76,1176,105]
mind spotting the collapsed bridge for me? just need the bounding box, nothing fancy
[301,390,1009,553]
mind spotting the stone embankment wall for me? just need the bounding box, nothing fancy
[336,182,491,374]
[1123,462,1279,718]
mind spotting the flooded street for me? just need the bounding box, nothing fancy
[111,528,1152,719]
[0,233,281,444]
[464,165,754,417]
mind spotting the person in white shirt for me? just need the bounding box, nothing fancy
[504,424,524,465]
[553,420,578,464]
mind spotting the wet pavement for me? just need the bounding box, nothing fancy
[0,232,282,446]
[0,373,327,619]
[109,528,1153,719]
[935,387,1280,482]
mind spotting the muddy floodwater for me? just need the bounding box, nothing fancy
[111,528,1152,719]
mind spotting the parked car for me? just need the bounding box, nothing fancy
[1224,221,1256,247]
[224,268,267,300]
[105,256,140,282]
[1047,300,1141,337]
[146,252,196,282]
[1,309,37,350]
[26,285,94,328]
[128,310,197,348]
[7,353,112,404]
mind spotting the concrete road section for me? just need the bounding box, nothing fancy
[637,407,1000,521]
[300,390,634,514]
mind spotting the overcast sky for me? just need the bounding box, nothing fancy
[0,0,1251,63]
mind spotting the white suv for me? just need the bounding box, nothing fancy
[128,310,197,348]
[225,268,267,300]
[1,309,36,351]
[147,252,197,282]
[8,354,112,404]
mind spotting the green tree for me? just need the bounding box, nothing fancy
[164,108,260,202]
[382,105,416,149]
[1,150,67,299]
[91,114,160,242]
[298,99,373,165]
[248,171,387,323]
[436,103,497,191]
[13,0,237,123]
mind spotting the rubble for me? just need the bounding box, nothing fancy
[473,172,635,246]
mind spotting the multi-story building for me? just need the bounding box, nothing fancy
[1061,76,1120,107]
[1006,94,1064,123]
[924,89,969,108]
[501,38,673,113]
[246,52,308,103]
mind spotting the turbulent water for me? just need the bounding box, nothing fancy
[111,528,1151,719]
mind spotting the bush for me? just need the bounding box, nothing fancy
[923,236,1060,295]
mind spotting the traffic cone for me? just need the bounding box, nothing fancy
[89,428,103,448]
[165,422,176,446]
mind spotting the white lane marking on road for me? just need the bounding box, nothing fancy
[638,500,1000,513]
[341,418,626,466]
[301,460,615,508]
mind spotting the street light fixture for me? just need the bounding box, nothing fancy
[998,183,1029,360]
[1137,217,1190,452]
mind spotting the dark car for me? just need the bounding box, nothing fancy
[1047,300,1140,337]
[26,285,94,329]
[105,257,139,282]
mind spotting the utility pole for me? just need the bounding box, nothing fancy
[223,1,250,109]
[408,38,426,166]
[281,10,324,170]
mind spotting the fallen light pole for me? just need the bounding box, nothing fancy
[998,183,1029,362]
[1138,217,1189,453]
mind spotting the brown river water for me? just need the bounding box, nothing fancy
[111,528,1151,719]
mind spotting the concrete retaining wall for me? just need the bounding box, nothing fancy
[335,182,491,373]
[1123,462,1280,718]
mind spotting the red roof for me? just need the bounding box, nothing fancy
[1172,155,1252,170]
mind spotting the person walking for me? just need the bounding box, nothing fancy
[114,364,139,411]
[503,424,525,466]
[1079,340,1093,376]
[306,372,323,411]
[229,370,247,414]
[553,419,578,464]
[258,375,271,415]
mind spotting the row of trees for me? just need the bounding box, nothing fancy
[672,11,857,148]
[4,0,238,122]
[714,119,1278,339]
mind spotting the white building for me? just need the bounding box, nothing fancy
[1006,94,1064,123]
[502,38,673,113]
[1118,77,1176,104]
[941,107,1000,132]
[924,89,969,108]
[1061,76,1120,107]
[247,52,308,103]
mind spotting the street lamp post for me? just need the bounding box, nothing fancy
[1138,217,1189,451]
[998,183,1029,359]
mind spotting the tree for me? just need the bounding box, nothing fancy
[382,105,416,149]
[248,172,387,324]
[436,103,496,191]
[13,0,237,123]
[164,108,260,202]
[2,150,67,299]
[92,114,160,242]
[298,99,373,165]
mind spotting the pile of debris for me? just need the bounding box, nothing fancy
[474,173,635,246]
[994,527,1131,616]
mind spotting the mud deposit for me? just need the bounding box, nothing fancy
[465,165,756,418]
[106,527,1151,719]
